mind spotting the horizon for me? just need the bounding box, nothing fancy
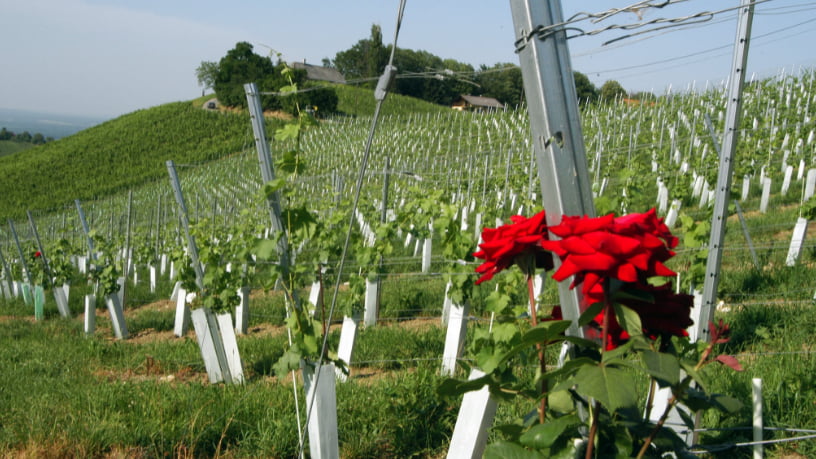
[3,1,816,119]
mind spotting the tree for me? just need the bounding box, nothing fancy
[0,128,11,141]
[573,71,598,104]
[600,80,627,102]
[209,42,338,115]
[331,24,389,86]
[16,131,32,143]
[475,63,523,107]
[213,42,276,108]
[196,61,219,92]
[389,48,474,105]
[300,82,339,117]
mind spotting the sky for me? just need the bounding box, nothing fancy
[2,0,815,119]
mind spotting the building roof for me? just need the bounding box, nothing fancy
[290,62,346,84]
[457,94,505,109]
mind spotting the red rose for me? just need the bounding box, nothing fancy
[34,251,42,258]
[473,210,552,284]
[588,282,693,350]
[540,208,676,300]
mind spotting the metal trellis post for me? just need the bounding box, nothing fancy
[8,219,32,286]
[0,246,14,298]
[698,0,754,342]
[75,200,96,261]
[27,211,53,284]
[509,0,596,338]
[244,82,293,297]
[166,160,205,291]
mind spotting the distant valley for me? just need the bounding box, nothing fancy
[0,107,106,139]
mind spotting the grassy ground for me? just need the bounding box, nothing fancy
[1,242,815,458]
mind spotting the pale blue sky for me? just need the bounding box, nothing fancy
[2,0,815,118]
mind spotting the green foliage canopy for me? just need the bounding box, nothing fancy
[212,42,338,115]
[474,63,524,107]
[600,79,628,102]
[214,42,277,108]
[574,71,599,104]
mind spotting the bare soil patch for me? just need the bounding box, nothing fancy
[0,315,36,323]
[93,354,207,385]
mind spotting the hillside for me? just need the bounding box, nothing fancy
[0,140,34,158]
[0,88,446,220]
[0,102,255,219]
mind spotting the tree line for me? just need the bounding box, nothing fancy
[196,42,338,115]
[327,25,653,106]
[196,25,654,114]
[0,127,53,144]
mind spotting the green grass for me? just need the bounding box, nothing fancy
[0,290,459,458]
[699,302,816,458]
[333,84,450,117]
[4,259,812,457]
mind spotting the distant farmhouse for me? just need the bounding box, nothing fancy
[290,61,346,84]
[451,95,505,112]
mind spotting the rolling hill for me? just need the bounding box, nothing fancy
[0,86,446,220]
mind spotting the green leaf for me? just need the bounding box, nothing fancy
[613,303,643,339]
[681,386,716,411]
[601,340,634,363]
[547,389,575,414]
[573,364,638,412]
[484,441,545,459]
[709,393,743,413]
[437,374,492,397]
[676,406,696,430]
[679,361,707,391]
[276,149,302,174]
[578,301,604,327]
[273,348,302,376]
[274,122,300,142]
[485,290,511,314]
[519,320,572,346]
[519,415,581,449]
[492,322,519,343]
[613,425,634,458]
[480,349,504,374]
[252,239,278,260]
[302,332,319,356]
[264,178,287,196]
[547,357,596,385]
[641,350,681,387]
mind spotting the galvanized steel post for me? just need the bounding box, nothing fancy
[699,0,754,342]
[166,160,205,291]
[509,0,596,337]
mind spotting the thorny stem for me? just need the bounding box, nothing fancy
[586,282,611,459]
[636,390,680,459]
[525,270,547,424]
[586,400,600,459]
[637,337,721,457]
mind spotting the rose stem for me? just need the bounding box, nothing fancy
[526,271,547,424]
[585,282,611,459]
